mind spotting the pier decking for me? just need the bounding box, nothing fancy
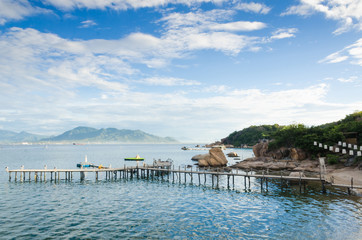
[5,165,362,194]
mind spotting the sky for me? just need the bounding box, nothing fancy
[0,0,361,142]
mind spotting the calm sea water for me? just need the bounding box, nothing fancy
[0,144,361,239]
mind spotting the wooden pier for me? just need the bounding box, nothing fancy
[5,165,362,194]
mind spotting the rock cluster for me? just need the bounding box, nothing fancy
[231,141,318,172]
[232,157,319,172]
[192,147,228,167]
[252,142,307,161]
[226,152,239,157]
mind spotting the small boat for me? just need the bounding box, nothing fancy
[124,154,144,161]
[77,155,96,168]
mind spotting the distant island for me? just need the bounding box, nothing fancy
[0,126,177,144]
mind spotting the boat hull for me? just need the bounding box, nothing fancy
[124,158,144,161]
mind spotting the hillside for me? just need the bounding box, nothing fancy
[222,111,362,154]
[43,126,177,143]
[0,130,47,143]
[221,124,282,147]
[0,127,177,143]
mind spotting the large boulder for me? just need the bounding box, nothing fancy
[196,147,228,167]
[227,152,239,157]
[290,148,307,160]
[269,147,290,159]
[253,142,269,157]
[191,154,208,161]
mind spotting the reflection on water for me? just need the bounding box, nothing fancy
[0,144,361,239]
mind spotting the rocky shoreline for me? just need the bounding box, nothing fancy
[229,142,362,196]
[231,157,320,172]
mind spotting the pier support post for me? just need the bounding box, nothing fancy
[322,180,326,194]
[299,171,302,193]
[216,169,219,188]
[136,165,139,179]
[172,166,174,183]
[80,171,85,181]
[232,174,234,189]
[261,178,263,192]
[178,166,181,184]
[184,166,186,184]
[20,166,24,182]
[44,165,47,182]
[266,178,268,191]
[190,167,193,184]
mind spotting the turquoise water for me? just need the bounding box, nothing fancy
[0,144,361,239]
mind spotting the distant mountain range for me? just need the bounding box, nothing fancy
[0,130,47,143]
[0,127,177,143]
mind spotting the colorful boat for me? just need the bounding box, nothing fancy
[77,155,95,168]
[124,154,144,161]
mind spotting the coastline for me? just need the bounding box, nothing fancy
[232,157,362,196]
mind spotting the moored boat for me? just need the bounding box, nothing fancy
[124,154,144,161]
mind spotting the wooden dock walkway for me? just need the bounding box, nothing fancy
[5,165,362,194]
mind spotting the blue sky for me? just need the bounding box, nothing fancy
[0,0,361,142]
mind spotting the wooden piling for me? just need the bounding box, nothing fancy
[184,166,186,183]
[6,166,362,195]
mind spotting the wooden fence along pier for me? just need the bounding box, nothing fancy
[5,164,362,195]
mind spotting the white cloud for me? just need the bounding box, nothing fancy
[270,28,298,40]
[80,20,97,28]
[158,10,268,55]
[320,38,362,65]
[235,2,271,14]
[0,0,50,24]
[43,0,227,10]
[0,27,132,96]
[139,77,200,86]
[283,0,362,34]
[338,76,358,83]
[209,21,266,32]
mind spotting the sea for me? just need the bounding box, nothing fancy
[0,144,361,239]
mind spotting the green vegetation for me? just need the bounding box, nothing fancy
[222,124,282,146]
[222,111,362,156]
[326,154,339,165]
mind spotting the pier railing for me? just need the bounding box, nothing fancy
[5,165,362,195]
